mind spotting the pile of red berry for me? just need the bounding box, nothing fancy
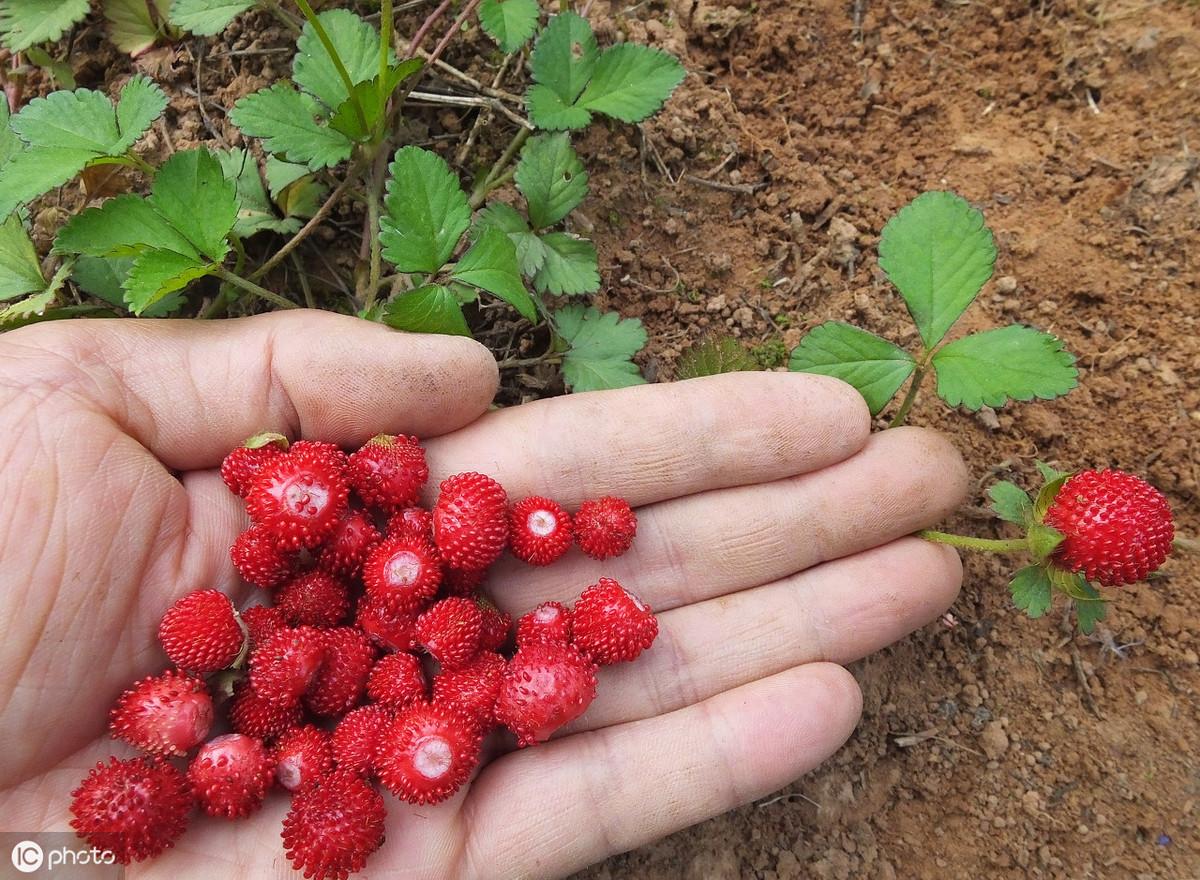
[69,433,657,879]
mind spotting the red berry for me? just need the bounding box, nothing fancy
[571,578,658,664]
[388,506,433,541]
[290,439,349,472]
[250,625,327,707]
[356,598,420,652]
[317,508,381,578]
[367,652,427,709]
[188,733,274,819]
[433,651,506,731]
[1044,469,1175,587]
[231,524,298,590]
[574,496,637,560]
[228,681,302,740]
[441,564,486,597]
[331,704,393,776]
[476,594,511,652]
[241,604,286,649]
[220,433,288,497]
[109,671,213,757]
[362,534,443,614]
[416,597,483,671]
[276,570,350,628]
[306,627,374,716]
[432,472,509,571]
[70,757,191,864]
[158,589,243,674]
[246,449,350,550]
[376,702,482,804]
[274,725,334,793]
[516,601,572,648]
[347,434,429,511]
[509,496,573,565]
[282,770,386,880]
[496,643,598,747]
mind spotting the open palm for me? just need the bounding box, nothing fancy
[0,311,967,879]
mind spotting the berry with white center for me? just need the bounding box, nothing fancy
[70,757,191,864]
[573,496,638,560]
[432,651,506,731]
[305,627,375,716]
[249,625,326,707]
[416,597,483,671]
[376,701,482,804]
[356,598,420,652]
[362,534,443,614]
[388,506,433,541]
[367,652,427,709]
[274,725,333,793]
[516,601,573,648]
[275,570,350,628]
[246,449,350,550]
[228,681,302,740]
[432,472,509,571]
[509,496,573,565]
[317,508,381,578]
[220,432,288,497]
[188,733,274,819]
[241,604,286,649]
[231,524,298,590]
[109,671,213,757]
[157,589,244,674]
[331,704,393,776]
[495,643,598,747]
[347,434,429,511]
[571,578,658,664]
[282,770,386,880]
[476,594,511,652]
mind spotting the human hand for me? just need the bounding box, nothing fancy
[0,311,967,879]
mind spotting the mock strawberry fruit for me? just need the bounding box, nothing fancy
[366,652,426,709]
[317,508,381,578]
[356,598,420,652]
[289,439,349,472]
[246,448,350,550]
[574,496,638,560]
[376,701,482,804]
[476,595,511,651]
[416,597,483,670]
[388,505,433,541]
[509,496,573,565]
[331,704,393,776]
[496,643,598,746]
[70,757,191,864]
[433,472,509,571]
[228,681,302,740]
[220,433,288,497]
[250,625,327,707]
[274,725,333,793]
[109,671,213,757]
[571,578,658,664]
[188,733,274,819]
[276,570,350,628]
[231,524,297,589]
[362,534,443,614]
[348,434,429,510]
[516,601,572,648]
[441,564,487,597]
[282,770,386,880]
[306,627,374,716]
[1043,469,1175,587]
[241,604,286,649]
[158,589,244,674]
[433,651,506,731]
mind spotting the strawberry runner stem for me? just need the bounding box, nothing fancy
[917,530,1032,553]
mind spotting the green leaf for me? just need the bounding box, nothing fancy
[0,288,56,324]
[0,149,86,219]
[382,284,471,337]
[149,148,237,260]
[577,43,685,123]
[0,0,89,51]
[529,12,598,106]
[878,191,997,349]
[1033,471,1071,522]
[932,325,1078,411]
[676,336,757,379]
[532,232,599,296]
[12,77,164,155]
[105,0,169,55]
[1009,566,1053,619]
[0,214,46,300]
[328,60,422,141]
[1036,461,1071,484]
[216,148,300,238]
[265,156,311,199]
[25,46,76,88]
[557,304,646,392]
[451,227,537,321]
[123,248,212,315]
[988,481,1033,526]
[526,85,594,131]
[474,202,545,275]
[1027,523,1065,560]
[293,9,390,111]
[73,254,183,316]
[0,101,20,167]
[170,0,257,35]
[55,195,199,257]
[787,322,917,416]
[113,76,169,154]
[1073,583,1107,635]
[516,132,588,229]
[479,0,539,53]
[380,145,471,274]
[231,85,353,170]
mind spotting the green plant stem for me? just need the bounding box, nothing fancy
[123,151,157,177]
[294,0,370,135]
[201,288,233,319]
[1174,536,1199,554]
[918,530,1031,553]
[887,348,935,428]
[470,127,530,209]
[214,266,298,310]
[259,0,302,34]
[362,147,391,314]
[380,0,394,98]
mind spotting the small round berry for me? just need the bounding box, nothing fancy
[509,496,573,566]
[220,433,288,497]
[276,570,350,628]
[246,449,350,550]
[331,704,393,776]
[433,472,509,571]
[70,757,191,864]
[516,601,572,648]
[231,524,298,590]
[496,643,597,747]
[187,733,274,819]
[416,598,483,671]
[367,652,427,709]
[362,535,443,614]
[317,508,381,578]
[282,770,386,880]
[376,702,482,804]
[573,496,637,560]
[158,589,244,674]
[347,434,429,511]
[274,725,334,793]
[571,578,658,664]
[109,671,213,757]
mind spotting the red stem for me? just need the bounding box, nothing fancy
[405,0,455,59]
[428,0,485,68]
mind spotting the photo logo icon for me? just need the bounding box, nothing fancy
[11,840,44,873]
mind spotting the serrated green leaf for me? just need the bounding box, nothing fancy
[676,336,757,379]
[149,148,237,260]
[0,214,46,300]
[1048,566,1091,599]
[787,321,916,416]
[231,85,353,170]
[932,324,1078,411]
[216,148,300,238]
[0,148,90,219]
[294,9,391,111]
[1028,523,1065,560]
[380,145,471,274]
[988,481,1033,526]
[448,282,477,305]
[1035,461,1070,484]
[526,84,594,131]
[474,203,546,275]
[382,284,471,336]
[1010,566,1053,619]
[123,248,212,314]
[451,226,537,321]
[479,0,539,53]
[577,43,685,123]
[265,156,310,199]
[25,46,76,88]
[516,132,588,229]
[328,59,422,141]
[55,195,199,257]
[13,78,163,155]
[113,76,169,154]
[170,0,256,35]
[530,12,598,105]
[0,101,20,167]
[1073,583,1107,635]
[105,0,170,55]
[533,232,598,295]
[0,288,56,324]
[0,0,89,51]
[878,191,997,349]
[72,254,183,316]
[557,304,646,391]
[1034,472,1071,521]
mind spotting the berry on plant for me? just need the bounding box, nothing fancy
[276,570,351,628]
[220,433,288,497]
[571,578,659,665]
[376,701,482,804]
[158,589,244,674]
[416,597,483,671]
[282,770,387,880]
[509,496,573,565]
[231,524,297,590]
[246,448,350,550]
[70,757,191,864]
[187,733,275,819]
[366,652,427,709]
[109,671,213,757]
[362,534,443,614]
[495,643,598,747]
[432,472,509,571]
[347,434,429,510]
[274,725,334,793]
[516,601,572,648]
[573,496,638,560]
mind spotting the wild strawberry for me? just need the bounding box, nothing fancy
[276,570,350,628]
[366,652,426,709]
[157,589,244,674]
[241,604,286,649]
[274,725,333,793]
[250,625,326,707]
[571,578,658,664]
[246,448,350,550]
[347,434,429,510]
[1043,469,1175,587]
[188,733,274,819]
[231,524,298,590]
[416,597,483,671]
[228,681,302,740]
[290,439,349,472]
[509,496,573,565]
[496,643,598,746]
[282,770,386,880]
[516,601,572,648]
[476,594,511,651]
[220,432,288,497]
[441,564,486,597]
[317,508,381,578]
[388,506,433,541]
[362,534,443,614]
[433,651,506,731]
[306,628,374,716]
[432,472,509,571]
[376,702,482,804]
[109,671,213,757]
[331,704,393,776]
[356,598,420,652]
[70,757,191,864]
[573,496,638,560]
